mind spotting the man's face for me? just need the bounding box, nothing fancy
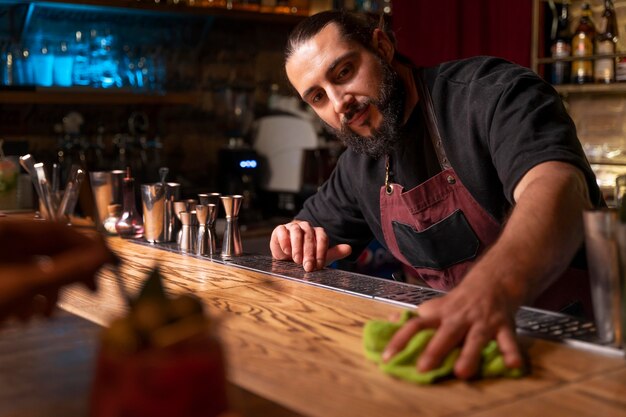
[286,23,405,158]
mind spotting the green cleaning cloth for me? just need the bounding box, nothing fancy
[363,310,525,384]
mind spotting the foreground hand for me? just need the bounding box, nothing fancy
[382,279,523,379]
[0,219,118,322]
[270,220,352,272]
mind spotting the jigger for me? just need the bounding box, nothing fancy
[207,203,218,254]
[179,211,195,254]
[186,199,198,210]
[221,195,243,258]
[196,203,218,256]
[173,200,188,245]
[186,199,199,228]
[199,193,221,219]
[198,193,209,206]
[195,205,211,256]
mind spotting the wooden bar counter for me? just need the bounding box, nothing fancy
[2,224,626,417]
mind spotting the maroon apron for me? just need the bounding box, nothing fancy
[380,70,593,316]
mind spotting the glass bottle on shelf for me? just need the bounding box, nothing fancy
[1,44,14,86]
[594,0,618,84]
[14,46,34,86]
[550,2,571,85]
[72,31,91,87]
[31,40,54,87]
[571,2,595,84]
[90,27,121,89]
[115,167,144,239]
[53,41,73,87]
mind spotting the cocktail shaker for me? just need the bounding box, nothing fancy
[141,183,165,243]
[583,208,624,348]
[90,170,125,230]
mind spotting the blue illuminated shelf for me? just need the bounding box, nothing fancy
[0,0,307,24]
[0,87,203,105]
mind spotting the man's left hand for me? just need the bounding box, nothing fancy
[382,278,523,379]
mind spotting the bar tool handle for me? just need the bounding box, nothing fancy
[19,154,48,218]
[35,162,56,220]
[56,168,85,221]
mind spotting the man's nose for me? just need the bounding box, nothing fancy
[328,89,353,114]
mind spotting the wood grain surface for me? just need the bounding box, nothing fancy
[53,234,626,417]
[0,311,302,417]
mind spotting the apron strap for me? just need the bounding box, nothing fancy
[415,69,451,170]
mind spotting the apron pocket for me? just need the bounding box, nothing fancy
[392,209,479,270]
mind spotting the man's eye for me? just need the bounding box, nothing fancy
[311,92,325,103]
[337,65,352,80]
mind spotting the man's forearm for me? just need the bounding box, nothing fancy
[462,161,593,307]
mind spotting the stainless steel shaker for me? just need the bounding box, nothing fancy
[163,182,181,242]
[141,183,165,243]
[90,170,125,230]
[583,208,624,348]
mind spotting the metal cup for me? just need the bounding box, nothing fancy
[90,170,125,229]
[164,182,181,242]
[583,208,624,347]
[179,211,195,253]
[141,183,165,243]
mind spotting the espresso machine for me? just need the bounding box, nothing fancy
[215,84,262,224]
[217,137,261,206]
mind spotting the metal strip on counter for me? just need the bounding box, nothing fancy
[130,240,624,357]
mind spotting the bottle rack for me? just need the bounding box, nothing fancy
[532,0,626,90]
[0,0,305,104]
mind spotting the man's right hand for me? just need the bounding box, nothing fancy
[270,220,352,272]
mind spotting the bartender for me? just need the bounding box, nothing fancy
[269,11,603,379]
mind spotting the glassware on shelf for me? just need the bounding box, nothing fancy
[115,167,144,239]
[53,41,74,87]
[121,45,137,88]
[72,30,91,86]
[595,0,618,84]
[571,2,596,84]
[13,46,34,86]
[0,43,13,86]
[31,41,54,87]
[550,2,571,85]
[90,27,122,89]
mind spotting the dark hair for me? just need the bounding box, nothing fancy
[284,10,396,63]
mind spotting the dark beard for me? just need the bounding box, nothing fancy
[325,58,406,159]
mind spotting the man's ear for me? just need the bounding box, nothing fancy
[371,28,394,63]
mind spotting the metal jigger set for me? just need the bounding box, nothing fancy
[172,193,243,258]
[19,154,85,222]
[139,168,243,257]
